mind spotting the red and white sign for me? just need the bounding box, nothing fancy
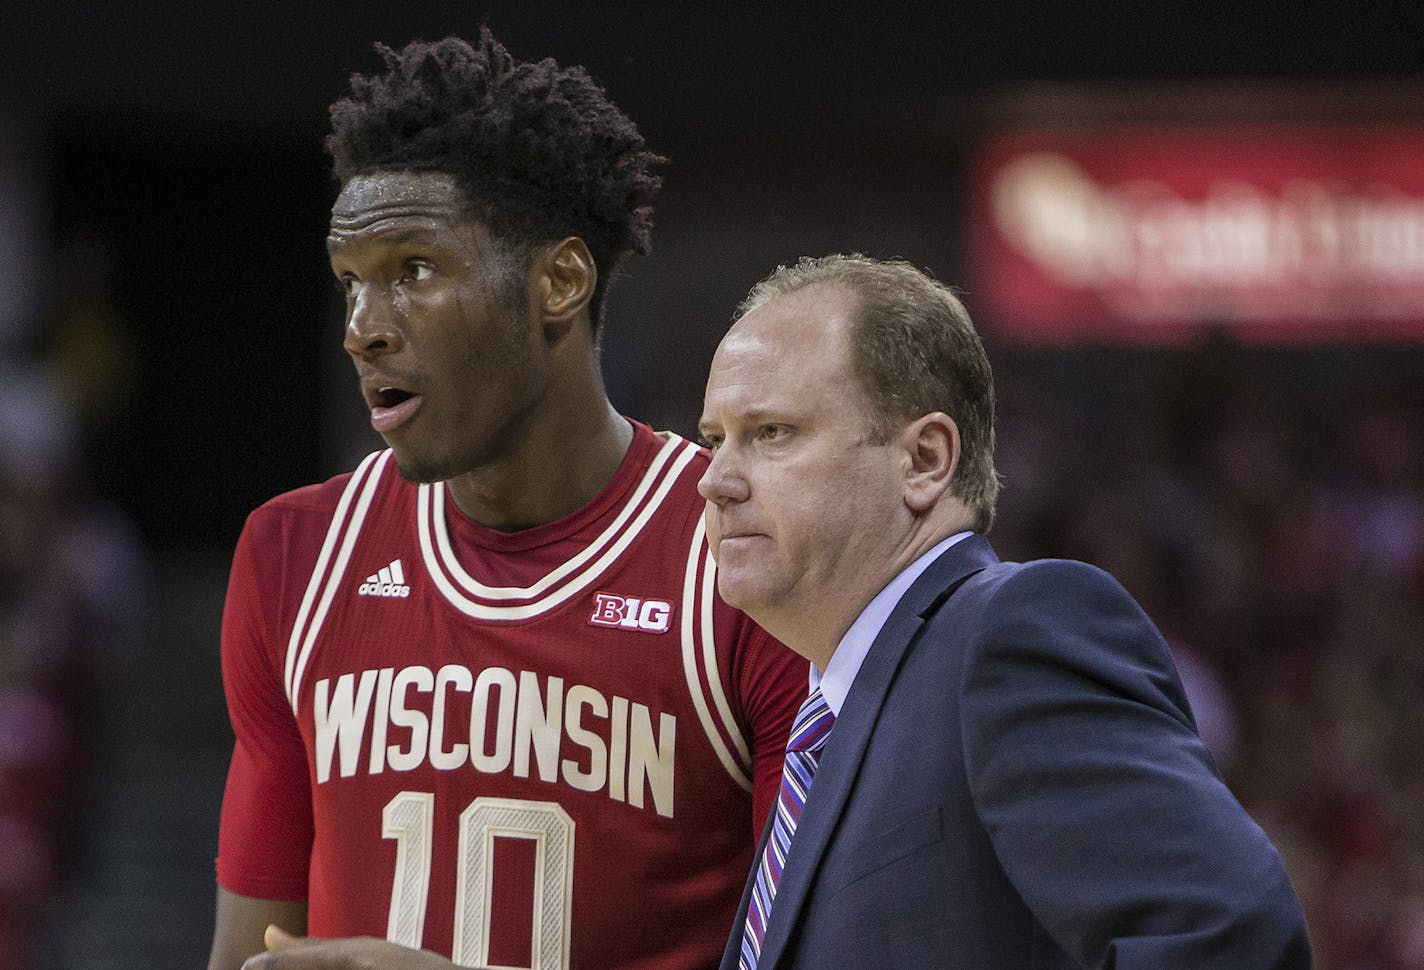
[968,124,1424,344]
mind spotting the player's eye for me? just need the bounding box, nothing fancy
[402,260,434,283]
[337,275,360,298]
[757,425,786,442]
[699,434,723,452]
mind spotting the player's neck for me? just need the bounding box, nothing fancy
[444,402,633,533]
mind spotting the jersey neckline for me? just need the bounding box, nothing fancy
[415,422,706,618]
[437,417,659,554]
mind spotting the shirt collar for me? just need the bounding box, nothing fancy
[811,531,973,715]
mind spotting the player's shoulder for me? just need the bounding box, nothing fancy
[644,425,712,492]
[251,470,358,518]
[242,449,394,534]
[651,427,712,465]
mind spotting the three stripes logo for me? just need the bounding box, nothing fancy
[358,559,411,599]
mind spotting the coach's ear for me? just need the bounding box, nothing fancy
[536,237,596,340]
[901,411,959,513]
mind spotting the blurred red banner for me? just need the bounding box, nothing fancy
[968,124,1424,343]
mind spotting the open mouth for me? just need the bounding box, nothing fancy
[374,386,415,408]
[367,384,423,433]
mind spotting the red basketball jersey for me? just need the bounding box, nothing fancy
[217,422,804,969]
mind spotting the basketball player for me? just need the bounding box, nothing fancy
[207,32,805,970]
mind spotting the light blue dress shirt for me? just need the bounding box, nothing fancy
[811,531,973,716]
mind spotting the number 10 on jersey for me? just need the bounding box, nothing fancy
[384,793,575,969]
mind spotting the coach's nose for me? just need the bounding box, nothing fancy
[698,442,750,507]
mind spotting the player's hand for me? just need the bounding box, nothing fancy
[240,925,472,970]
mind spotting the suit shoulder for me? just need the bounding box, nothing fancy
[946,557,1162,667]
[949,556,1178,688]
[962,556,1133,609]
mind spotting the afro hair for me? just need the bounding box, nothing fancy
[326,29,665,327]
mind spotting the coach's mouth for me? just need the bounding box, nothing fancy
[716,531,768,552]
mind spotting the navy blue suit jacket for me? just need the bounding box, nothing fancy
[721,535,1311,969]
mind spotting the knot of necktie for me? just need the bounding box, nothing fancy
[787,687,835,754]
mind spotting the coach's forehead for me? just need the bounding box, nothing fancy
[705,283,860,414]
[725,282,857,356]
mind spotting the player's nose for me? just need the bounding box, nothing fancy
[343,284,404,359]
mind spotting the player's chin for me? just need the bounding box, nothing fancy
[390,449,448,485]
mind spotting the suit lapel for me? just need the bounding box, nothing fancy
[754,535,998,968]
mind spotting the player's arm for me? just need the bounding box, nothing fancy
[732,616,808,829]
[209,888,308,970]
[212,509,319,968]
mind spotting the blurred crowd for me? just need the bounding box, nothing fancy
[0,361,147,969]
[989,333,1424,970]
[0,222,147,968]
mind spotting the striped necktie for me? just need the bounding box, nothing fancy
[739,687,836,970]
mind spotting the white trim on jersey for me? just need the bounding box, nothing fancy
[417,434,699,621]
[679,515,754,794]
[700,536,752,770]
[284,449,393,712]
[280,435,756,797]
[425,433,686,602]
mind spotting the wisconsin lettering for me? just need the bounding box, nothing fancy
[313,665,677,817]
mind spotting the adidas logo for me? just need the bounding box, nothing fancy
[358,559,411,598]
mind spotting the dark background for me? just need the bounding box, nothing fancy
[2,3,1423,968]
[7,0,1424,552]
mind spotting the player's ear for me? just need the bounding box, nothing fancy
[901,411,959,513]
[534,237,596,340]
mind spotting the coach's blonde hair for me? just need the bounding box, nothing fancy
[737,254,1000,532]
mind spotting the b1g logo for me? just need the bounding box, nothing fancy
[588,592,673,634]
